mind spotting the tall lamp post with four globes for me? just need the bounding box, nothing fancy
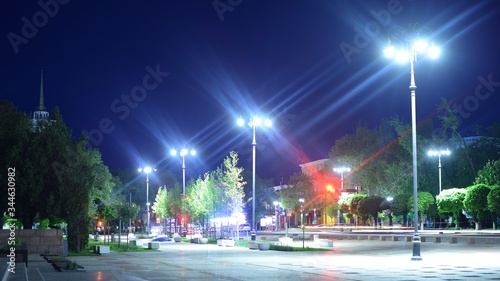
[384,25,440,261]
[170,148,197,198]
[237,116,272,231]
[138,166,156,235]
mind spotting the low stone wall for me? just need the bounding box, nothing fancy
[0,229,64,255]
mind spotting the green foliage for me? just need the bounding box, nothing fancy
[487,185,500,229]
[152,186,170,221]
[0,102,117,252]
[358,195,385,226]
[216,151,246,213]
[407,192,435,215]
[39,218,50,229]
[487,185,500,214]
[278,173,315,214]
[464,184,491,229]
[407,192,435,230]
[436,188,466,229]
[475,159,500,186]
[324,202,339,220]
[186,173,216,221]
[392,193,411,217]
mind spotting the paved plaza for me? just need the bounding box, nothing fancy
[2,234,500,281]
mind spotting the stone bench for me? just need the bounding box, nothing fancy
[148,242,160,249]
[97,245,110,254]
[317,239,333,248]
[278,237,293,246]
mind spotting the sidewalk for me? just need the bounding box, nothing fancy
[2,237,500,281]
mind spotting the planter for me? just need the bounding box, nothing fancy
[45,257,85,272]
[258,242,270,251]
[199,237,208,244]
[224,239,235,247]
[217,239,225,246]
[248,241,258,250]
[173,236,182,243]
[148,242,160,249]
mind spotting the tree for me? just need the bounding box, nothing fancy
[437,98,476,179]
[475,159,500,187]
[349,194,367,225]
[324,202,339,223]
[463,184,491,230]
[152,186,170,226]
[278,173,315,219]
[487,185,500,230]
[216,151,246,215]
[358,195,385,227]
[187,173,216,226]
[168,184,184,233]
[392,193,411,226]
[407,192,435,230]
[436,188,467,229]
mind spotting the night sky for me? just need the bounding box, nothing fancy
[2,1,499,184]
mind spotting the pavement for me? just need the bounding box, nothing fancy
[2,232,500,281]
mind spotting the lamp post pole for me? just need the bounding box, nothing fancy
[334,167,350,225]
[138,166,155,235]
[384,25,440,261]
[428,149,450,194]
[238,116,272,231]
[170,148,196,198]
[252,121,257,231]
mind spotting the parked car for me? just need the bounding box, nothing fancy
[238,223,251,231]
[152,235,172,242]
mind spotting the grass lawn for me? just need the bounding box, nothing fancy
[69,240,156,256]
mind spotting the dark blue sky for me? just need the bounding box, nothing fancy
[2,0,499,184]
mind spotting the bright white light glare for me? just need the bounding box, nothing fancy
[253,117,262,126]
[237,117,245,127]
[427,46,440,59]
[264,118,272,127]
[428,149,450,157]
[384,46,395,58]
[414,40,428,53]
[143,166,152,173]
[171,148,196,157]
[396,49,408,63]
[334,167,351,173]
[239,116,272,128]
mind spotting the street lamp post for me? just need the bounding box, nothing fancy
[428,149,450,194]
[334,167,350,226]
[273,201,280,231]
[299,198,305,249]
[138,166,156,235]
[237,116,272,231]
[384,25,440,261]
[170,148,196,197]
[333,167,350,190]
[324,185,334,225]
